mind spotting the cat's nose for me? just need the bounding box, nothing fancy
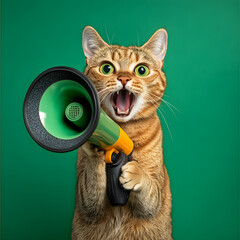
[117,76,131,87]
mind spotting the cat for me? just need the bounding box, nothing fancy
[72,26,172,240]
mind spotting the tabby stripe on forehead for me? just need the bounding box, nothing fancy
[129,51,139,61]
[111,50,119,61]
[135,52,140,62]
[124,49,128,57]
[129,51,133,59]
[118,50,122,59]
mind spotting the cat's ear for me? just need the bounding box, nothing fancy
[82,26,108,60]
[141,29,168,64]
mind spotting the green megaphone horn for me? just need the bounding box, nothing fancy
[23,66,134,206]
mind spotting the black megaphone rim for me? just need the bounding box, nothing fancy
[23,66,100,153]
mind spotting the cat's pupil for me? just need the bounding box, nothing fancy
[138,67,146,75]
[103,65,111,73]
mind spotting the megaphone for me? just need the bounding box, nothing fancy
[23,66,134,206]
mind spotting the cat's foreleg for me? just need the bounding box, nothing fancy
[119,160,162,218]
[76,142,107,221]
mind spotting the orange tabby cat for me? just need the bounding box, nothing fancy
[72,26,172,240]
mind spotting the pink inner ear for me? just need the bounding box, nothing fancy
[116,91,131,111]
[141,30,167,61]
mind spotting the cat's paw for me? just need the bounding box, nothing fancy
[119,161,144,191]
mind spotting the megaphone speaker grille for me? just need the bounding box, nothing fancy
[66,102,83,121]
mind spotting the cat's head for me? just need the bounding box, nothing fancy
[82,26,167,123]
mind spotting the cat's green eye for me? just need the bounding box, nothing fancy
[135,65,149,77]
[100,63,114,75]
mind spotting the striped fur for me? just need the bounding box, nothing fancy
[72,27,172,240]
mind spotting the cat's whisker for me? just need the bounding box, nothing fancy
[143,96,173,141]
[100,95,109,104]
[97,88,107,97]
[144,96,173,141]
[98,92,110,101]
[99,86,116,94]
[95,86,104,90]
[104,25,114,53]
[105,24,111,45]
[147,90,182,114]
[94,85,106,89]
[97,88,110,95]
[162,98,182,114]
[111,33,115,44]
[162,94,178,100]
[97,89,106,94]
[94,86,105,91]
[158,108,173,141]
[161,99,177,119]
[99,94,107,103]
[143,95,161,111]
[130,87,143,95]
[136,31,140,47]
[147,92,177,119]
[98,93,107,98]
[97,88,115,104]
[94,83,105,87]
[95,87,104,92]
[162,94,171,98]
[146,91,162,99]
[99,92,109,99]
[100,91,111,104]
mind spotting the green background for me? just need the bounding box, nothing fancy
[1,0,239,239]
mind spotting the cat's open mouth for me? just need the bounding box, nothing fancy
[111,90,136,117]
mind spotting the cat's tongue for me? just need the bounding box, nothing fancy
[116,90,130,112]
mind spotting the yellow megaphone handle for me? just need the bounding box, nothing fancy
[105,148,119,163]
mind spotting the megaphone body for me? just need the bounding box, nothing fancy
[23,66,134,205]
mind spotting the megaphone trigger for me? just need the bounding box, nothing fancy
[105,148,119,163]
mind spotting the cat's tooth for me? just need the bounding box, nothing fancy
[116,108,129,115]
[122,108,130,114]
[129,91,131,95]
[117,91,119,95]
[117,108,121,114]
